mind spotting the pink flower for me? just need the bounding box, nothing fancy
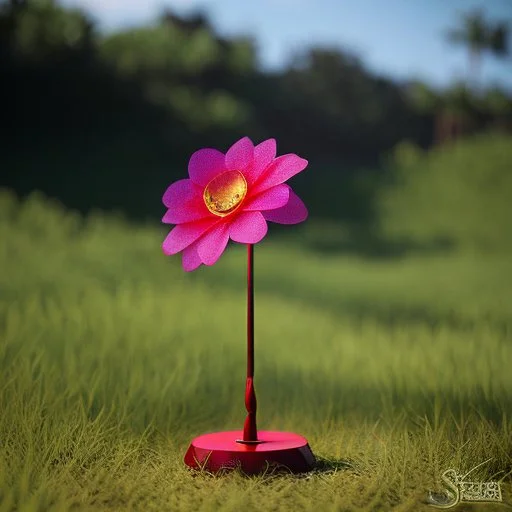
[162,137,308,271]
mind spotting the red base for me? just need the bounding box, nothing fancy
[184,430,316,474]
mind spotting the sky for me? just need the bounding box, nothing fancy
[60,0,512,89]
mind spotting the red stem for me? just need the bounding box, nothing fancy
[242,243,258,442]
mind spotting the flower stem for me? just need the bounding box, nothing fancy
[242,243,258,442]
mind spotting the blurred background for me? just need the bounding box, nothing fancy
[0,0,511,251]
[1,5,512,506]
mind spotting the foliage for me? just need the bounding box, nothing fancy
[446,9,509,82]
[0,2,511,222]
[380,133,512,251]
[0,0,431,220]
[5,0,93,58]
[272,48,420,158]
[447,9,509,56]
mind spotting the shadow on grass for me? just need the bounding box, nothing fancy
[195,263,511,334]
[184,456,355,480]
[280,165,456,261]
[266,218,457,261]
[302,229,455,261]
[308,456,355,475]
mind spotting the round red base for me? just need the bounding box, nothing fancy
[184,430,316,474]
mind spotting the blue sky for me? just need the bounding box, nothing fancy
[61,0,512,89]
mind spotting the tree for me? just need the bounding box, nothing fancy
[481,87,512,133]
[447,9,509,86]
[408,81,481,145]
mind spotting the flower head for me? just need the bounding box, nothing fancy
[162,137,308,271]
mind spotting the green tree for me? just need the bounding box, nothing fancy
[447,9,509,86]
[99,12,257,135]
[5,0,93,59]
[408,80,481,145]
[277,47,416,158]
[480,86,512,133]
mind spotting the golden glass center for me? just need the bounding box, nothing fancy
[204,170,247,216]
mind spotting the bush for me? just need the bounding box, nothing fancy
[380,133,512,252]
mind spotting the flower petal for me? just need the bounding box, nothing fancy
[243,184,289,211]
[188,149,226,186]
[225,137,254,172]
[162,203,211,225]
[197,223,230,266]
[244,138,276,185]
[262,188,308,224]
[182,241,203,272]
[162,179,210,224]
[252,154,308,194]
[162,179,195,208]
[162,218,218,255]
[229,211,268,244]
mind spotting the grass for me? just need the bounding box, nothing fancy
[0,188,511,511]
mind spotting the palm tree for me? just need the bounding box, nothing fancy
[447,9,509,86]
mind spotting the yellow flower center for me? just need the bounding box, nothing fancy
[204,170,247,216]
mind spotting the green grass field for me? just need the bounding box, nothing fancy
[1,188,511,511]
